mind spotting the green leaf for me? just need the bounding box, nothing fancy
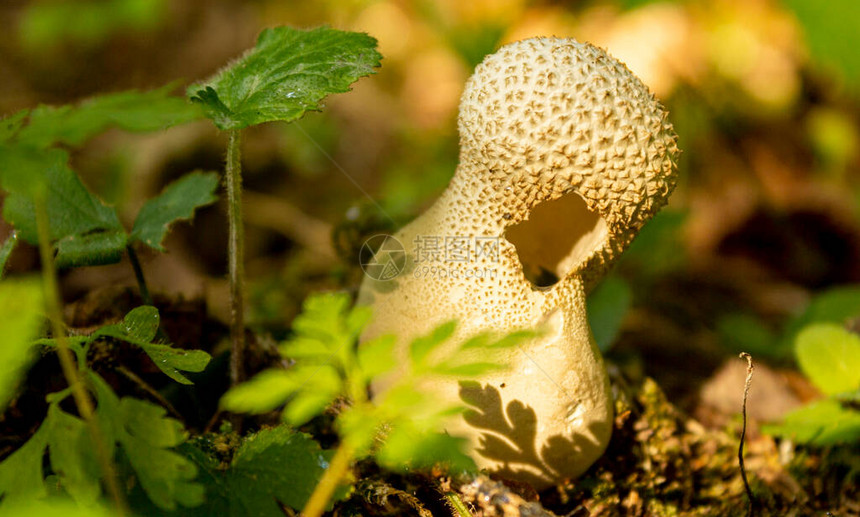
[95,305,160,343]
[220,369,301,414]
[795,323,860,396]
[763,399,860,445]
[0,143,53,196]
[0,110,28,142]
[357,334,397,383]
[54,229,127,269]
[2,150,127,268]
[118,398,203,509]
[172,427,350,516]
[0,232,17,278]
[131,172,219,251]
[46,404,101,505]
[139,344,211,385]
[95,306,211,384]
[89,372,204,511]
[0,421,50,506]
[188,26,382,130]
[0,277,44,411]
[376,423,474,473]
[11,86,202,149]
[3,498,115,517]
[587,275,632,352]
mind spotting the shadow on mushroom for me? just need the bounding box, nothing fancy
[459,381,606,487]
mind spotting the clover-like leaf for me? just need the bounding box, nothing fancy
[131,172,219,251]
[188,26,381,130]
[95,306,211,384]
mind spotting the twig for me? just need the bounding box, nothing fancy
[738,352,755,517]
[35,198,128,516]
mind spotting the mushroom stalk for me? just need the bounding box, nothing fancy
[359,38,679,487]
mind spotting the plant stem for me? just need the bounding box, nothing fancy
[226,129,246,390]
[126,244,153,306]
[301,440,354,517]
[35,198,128,517]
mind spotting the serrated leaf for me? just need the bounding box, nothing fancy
[0,421,50,506]
[46,404,101,505]
[118,398,203,509]
[2,150,126,267]
[95,306,211,384]
[54,229,127,268]
[763,399,860,445]
[357,334,397,383]
[89,372,203,511]
[221,369,301,414]
[166,427,350,516]
[188,26,381,130]
[376,423,474,473]
[0,277,44,411]
[587,274,632,352]
[222,366,340,421]
[795,323,860,396]
[131,172,219,251]
[11,86,202,149]
[282,386,340,427]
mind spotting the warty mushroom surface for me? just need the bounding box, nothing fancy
[358,37,679,487]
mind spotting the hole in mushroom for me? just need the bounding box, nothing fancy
[504,190,608,287]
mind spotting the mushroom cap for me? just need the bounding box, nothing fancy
[456,37,679,284]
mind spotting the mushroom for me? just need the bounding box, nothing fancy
[358,37,679,487]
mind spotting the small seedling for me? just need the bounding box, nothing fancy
[187,26,382,390]
[221,291,535,517]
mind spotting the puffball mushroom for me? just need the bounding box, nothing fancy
[358,37,679,487]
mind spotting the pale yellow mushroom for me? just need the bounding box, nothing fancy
[358,37,679,487]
